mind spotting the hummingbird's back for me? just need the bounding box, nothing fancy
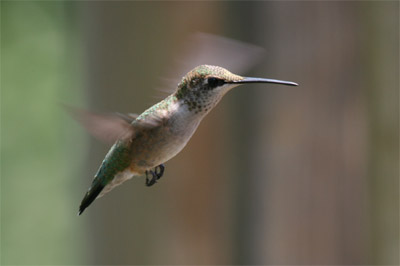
[78,140,132,215]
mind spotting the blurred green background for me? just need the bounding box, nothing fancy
[1,1,398,265]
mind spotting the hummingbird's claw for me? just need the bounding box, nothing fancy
[145,170,157,187]
[145,164,165,186]
[155,164,165,180]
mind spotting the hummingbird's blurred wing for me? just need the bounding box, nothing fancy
[115,112,139,124]
[133,113,166,129]
[65,105,137,144]
[177,32,265,74]
[158,32,265,95]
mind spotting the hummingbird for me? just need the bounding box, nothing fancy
[77,64,297,215]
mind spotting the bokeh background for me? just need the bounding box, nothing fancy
[1,1,398,265]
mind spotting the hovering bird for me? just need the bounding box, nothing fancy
[76,64,297,215]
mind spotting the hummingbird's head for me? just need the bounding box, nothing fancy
[175,65,298,115]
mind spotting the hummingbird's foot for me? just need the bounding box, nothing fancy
[145,170,157,187]
[155,164,165,180]
[145,164,165,187]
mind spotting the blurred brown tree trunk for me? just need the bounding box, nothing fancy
[228,2,398,264]
[362,2,399,264]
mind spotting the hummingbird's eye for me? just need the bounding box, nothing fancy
[207,77,224,89]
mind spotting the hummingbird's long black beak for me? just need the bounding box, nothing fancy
[231,77,298,86]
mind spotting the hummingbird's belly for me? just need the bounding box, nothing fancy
[130,118,200,171]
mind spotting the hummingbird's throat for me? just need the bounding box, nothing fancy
[181,89,225,115]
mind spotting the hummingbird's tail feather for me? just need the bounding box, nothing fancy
[78,181,105,215]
